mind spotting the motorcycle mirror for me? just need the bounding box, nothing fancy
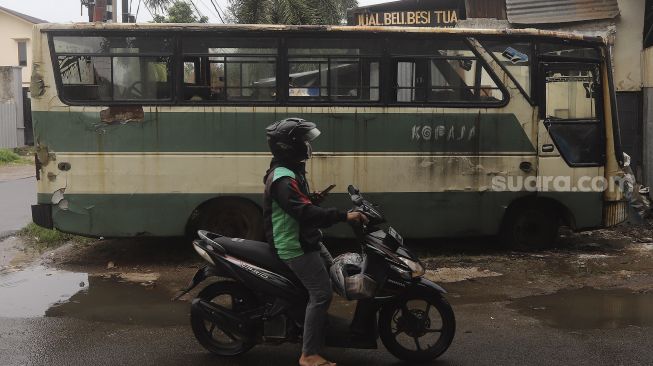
[347,185,360,196]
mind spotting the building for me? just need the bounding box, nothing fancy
[0,5,44,147]
[348,0,650,184]
[0,5,47,87]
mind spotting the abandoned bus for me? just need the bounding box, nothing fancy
[29,23,627,248]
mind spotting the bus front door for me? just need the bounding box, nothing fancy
[536,62,605,229]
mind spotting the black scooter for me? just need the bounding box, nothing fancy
[175,185,455,363]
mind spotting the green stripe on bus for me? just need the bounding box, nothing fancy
[39,191,601,238]
[32,111,535,154]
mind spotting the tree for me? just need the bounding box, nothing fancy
[147,0,209,23]
[144,0,173,15]
[228,0,358,25]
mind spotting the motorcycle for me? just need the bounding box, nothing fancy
[175,185,455,363]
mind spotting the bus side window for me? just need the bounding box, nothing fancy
[52,36,173,103]
[480,41,532,99]
[182,38,278,103]
[391,39,505,105]
[286,38,382,102]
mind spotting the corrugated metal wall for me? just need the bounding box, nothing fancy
[506,0,620,24]
[465,0,507,19]
[0,67,24,149]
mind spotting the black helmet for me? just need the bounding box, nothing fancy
[266,118,321,162]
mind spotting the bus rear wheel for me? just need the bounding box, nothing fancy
[500,203,559,250]
[193,198,264,240]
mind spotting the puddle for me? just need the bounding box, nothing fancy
[0,266,88,317]
[46,275,188,326]
[0,266,188,326]
[509,287,653,330]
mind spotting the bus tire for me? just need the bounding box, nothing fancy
[500,202,559,250]
[192,198,264,241]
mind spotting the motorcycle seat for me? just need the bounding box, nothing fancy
[211,234,300,284]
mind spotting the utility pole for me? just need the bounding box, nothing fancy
[122,0,136,22]
[122,0,129,22]
[93,0,107,21]
[84,0,134,22]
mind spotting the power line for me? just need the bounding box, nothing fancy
[196,0,220,20]
[135,0,141,21]
[208,0,226,23]
[144,2,156,20]
[187,0,206,20]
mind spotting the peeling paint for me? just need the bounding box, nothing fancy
[29,64,45,98]
[100,106,145,124]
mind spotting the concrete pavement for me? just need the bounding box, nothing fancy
[0,300,651,366]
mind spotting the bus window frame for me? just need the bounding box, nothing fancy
[539,61,606,168]
[282,35,384,105]
[48,32,177,106]
[476,37,536,106]
[385,36,510,108]
[180,35,280,104]
[45,30,609,112]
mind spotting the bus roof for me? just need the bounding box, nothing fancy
[36,23,603,44]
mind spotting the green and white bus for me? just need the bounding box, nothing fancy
[30,23,627,248]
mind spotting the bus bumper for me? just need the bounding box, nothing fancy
[31,204,54,229]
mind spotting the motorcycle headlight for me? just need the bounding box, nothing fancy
[193,242,215,265]
[399,257,425,278]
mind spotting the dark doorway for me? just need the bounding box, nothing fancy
[617,92,643,180]
[22,87,33,146]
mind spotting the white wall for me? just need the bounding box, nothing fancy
[614,0,645,91]
[0,11,35,86]
[0,67,24,148]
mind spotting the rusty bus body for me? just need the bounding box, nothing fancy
[30,23,627,247]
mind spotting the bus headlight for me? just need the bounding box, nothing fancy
[193,242,215,265]
[399,257,425,278]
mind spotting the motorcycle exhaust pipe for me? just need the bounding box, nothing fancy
[191,298,255,338]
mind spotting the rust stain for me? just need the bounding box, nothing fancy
[37,23,601,43]
[100,106,145,124]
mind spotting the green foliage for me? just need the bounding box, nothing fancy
[0,149,21,164]
[228,0,358,25]
[152,1,209,23]
[19,223,91,252]
[144,0,174,14]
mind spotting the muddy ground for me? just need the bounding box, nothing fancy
[33,222,653,298]
[3,220,652,316]
[1,222,652,365]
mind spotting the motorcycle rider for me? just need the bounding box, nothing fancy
[263,118,368,366]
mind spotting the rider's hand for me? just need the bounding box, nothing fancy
[310,191,326,205]
[347,211,369,225]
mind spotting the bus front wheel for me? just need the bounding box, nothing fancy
[500,203,559,250]
[192,198,264,241]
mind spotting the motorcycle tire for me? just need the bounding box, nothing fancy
[190,281,258,356]
[379,291,456,363]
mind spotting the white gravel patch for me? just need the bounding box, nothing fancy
[424,267,502,283]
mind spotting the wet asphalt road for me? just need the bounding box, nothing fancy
[1,300,652,366]
[0,177,35,238]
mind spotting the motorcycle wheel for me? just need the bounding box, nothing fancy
[379,291,455,363]
[190,281,258,356]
